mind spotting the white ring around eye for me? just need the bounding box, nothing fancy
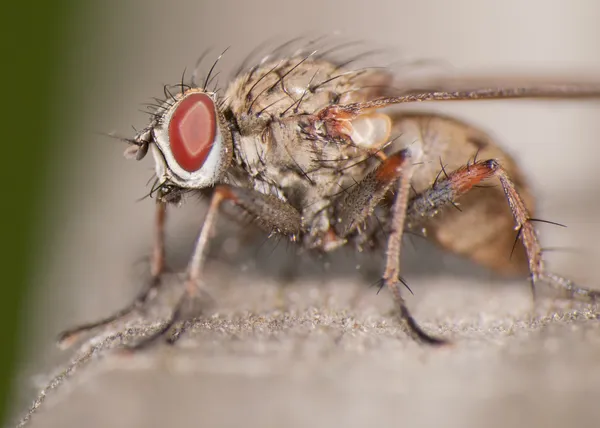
[151,91,226,189]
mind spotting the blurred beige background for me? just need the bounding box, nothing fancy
[12,1,600,427]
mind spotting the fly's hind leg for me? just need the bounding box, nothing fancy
[57,200,168,348]
[130,184,303,349]
[407,159,600,302]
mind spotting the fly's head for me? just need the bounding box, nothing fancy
[125,88,234,202]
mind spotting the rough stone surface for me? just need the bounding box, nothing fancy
[13,263,600,428]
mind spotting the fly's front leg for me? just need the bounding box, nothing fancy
[335,149,447,345]
[131,184,302,349]
[407,159,600,302]
[57,200,168,348]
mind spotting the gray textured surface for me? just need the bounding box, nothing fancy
[11,1,600,427]
[14,267,600,428]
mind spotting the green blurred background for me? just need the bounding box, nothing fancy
[2,1,74,424]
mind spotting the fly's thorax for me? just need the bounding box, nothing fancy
[219,53,397,214]
[224,55,394,119]
[229,111,382,240]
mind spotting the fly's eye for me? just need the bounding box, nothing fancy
[169,92,216,172]
[152,90,231,189]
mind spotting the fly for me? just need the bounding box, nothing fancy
[58,40,600,348]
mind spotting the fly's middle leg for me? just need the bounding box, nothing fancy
[334,149,448,345]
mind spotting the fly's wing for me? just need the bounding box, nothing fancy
[335,67,396,104]
[387,112,533,275]
[334,73,600,115]
[389,71,600,96]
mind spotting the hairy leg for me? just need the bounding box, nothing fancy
[380,155,448,344]
[407,159,600,302]
[130,184,303,348]
[335,149,447,344]
[57,200,168,348]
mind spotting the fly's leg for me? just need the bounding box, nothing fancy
[539,272,600,301]
[57,200,168,348]
[380,154,448,345]
[334,149,447,345]
[334,151,406,236]
[407,159,600,302]
[130,184,302,349]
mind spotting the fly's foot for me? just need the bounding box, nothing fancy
[57,276,163,349]
[125,286,214,350]
[397,299,449,346]
[539,272,600,303]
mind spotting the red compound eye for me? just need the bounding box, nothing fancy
[168,92,217,172]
